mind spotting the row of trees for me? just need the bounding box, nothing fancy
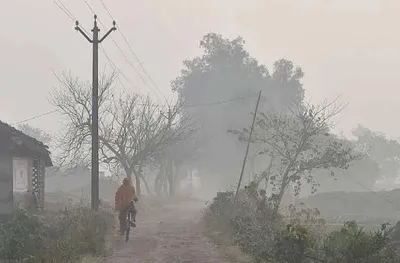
[19,33,400,201]
[169,33,400,209]
[47,72,196,196]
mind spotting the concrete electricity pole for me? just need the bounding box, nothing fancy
[75,15,116,211]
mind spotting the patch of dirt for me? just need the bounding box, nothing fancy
[103,199,230,263]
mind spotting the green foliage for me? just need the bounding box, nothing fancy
[321,221,398,263]
[316,125,400,192]
[205,188,400,263]
[274,224,316,263]
[353,125,400,184]
[0,205,113,262]
[232,102,362,216]
[0,210,45,261]
[207,191,234,218]
[171,33,305,181]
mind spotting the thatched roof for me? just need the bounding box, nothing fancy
[0,121,52,166]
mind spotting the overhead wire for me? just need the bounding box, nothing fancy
[84,1,153,96]
[52,0,169,119]
[53,0,91,35]
[30,1,400,213]
[12,110,60,125]
[53,0,76,21]
[55,0,169,103]
[184,96,250,107]
[99,43,136,89]
[98,0,168,102]
[13,95,256,125]
[86,2,153,94]
[53,0,137,95]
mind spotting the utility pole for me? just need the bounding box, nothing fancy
[232,90,262,210]
[75,15,116,211]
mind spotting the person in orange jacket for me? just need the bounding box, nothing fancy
[115,176,139,235]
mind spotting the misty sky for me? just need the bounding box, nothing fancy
[1,0,399,139]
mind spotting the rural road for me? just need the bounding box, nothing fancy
[103,198,228,263]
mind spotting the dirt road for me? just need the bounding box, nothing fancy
[103,199,227,263]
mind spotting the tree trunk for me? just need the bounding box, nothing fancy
[135,174,141,197]
[129,165,141,197]
[167,159,175,196]
[273,182,287,216]
[140,174,152,195]
[155,169,163,196]
[161,161,168,196]
[271,143,303,217]
[174,161,182,193]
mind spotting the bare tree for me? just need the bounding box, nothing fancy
[231,99,362,215]
[17,124,52,146]
[153,125,201,196]
[50,72,192,196]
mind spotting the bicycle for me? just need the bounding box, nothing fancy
[125,200,137,242]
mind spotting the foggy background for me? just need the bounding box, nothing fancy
[1,0,400,138]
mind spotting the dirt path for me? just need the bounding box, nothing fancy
[103,199,228,263]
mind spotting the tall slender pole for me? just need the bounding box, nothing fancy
[233,90,262,209]
[91,17,100,212]
[75,15,116,211]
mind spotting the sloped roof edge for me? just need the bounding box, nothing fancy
[0,120,53,166]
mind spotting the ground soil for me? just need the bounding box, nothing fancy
[103,198,230,263]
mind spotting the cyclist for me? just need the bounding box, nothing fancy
[115,176,139,236]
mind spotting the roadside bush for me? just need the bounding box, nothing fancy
[321,221,400,263]
[0,210,45,261]
[0,204,114,262]
[204,188,400,263]
[273,224,317,263]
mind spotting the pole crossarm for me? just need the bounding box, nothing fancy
[75,15,117,43]
[75,21,92,43]
[100,21,117,43]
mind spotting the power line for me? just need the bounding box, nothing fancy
[99,0,114,20]
[98,0,167,101]
[84,1,153,96]
[54,0,137,94]
[54,0,166,100]
[12,110,60,125]
[99,45,137,88]
[53,0,92,35]
[53,0,76,22]
[184,96,250,107]
[13,95,256,125]
[57,0,77,20]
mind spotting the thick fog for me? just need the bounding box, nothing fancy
[4,1,400,262]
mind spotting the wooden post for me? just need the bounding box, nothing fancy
[232,90,262,210]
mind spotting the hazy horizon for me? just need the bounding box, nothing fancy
[1,0,400,140]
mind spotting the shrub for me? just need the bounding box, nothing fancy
[0,204,114,262]
[321,221,400,263]
[205,189,281,262]
[0,210,45,261]
[273,224,317,263]
[204,187,400,263]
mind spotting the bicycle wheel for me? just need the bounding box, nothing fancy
[125,214,130,242]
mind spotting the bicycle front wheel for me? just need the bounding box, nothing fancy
[125,215,130,242]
